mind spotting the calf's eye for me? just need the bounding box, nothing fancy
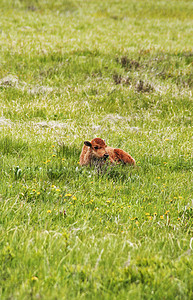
[94,146,99,150]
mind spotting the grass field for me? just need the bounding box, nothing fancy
[0,0,193,299]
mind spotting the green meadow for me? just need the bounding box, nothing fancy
[0,0,193,299]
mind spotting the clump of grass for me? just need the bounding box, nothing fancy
[0,0,193,299]
[0,136,28,156]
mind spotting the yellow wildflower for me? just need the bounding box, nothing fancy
[31,276,38,281]
[47,210,51,213]
[65,193,72,197]
[160,215,164,219]
[72,196,77,200]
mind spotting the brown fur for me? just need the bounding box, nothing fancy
[79,138,135,167]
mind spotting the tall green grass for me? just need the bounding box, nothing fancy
[0,0,193,299]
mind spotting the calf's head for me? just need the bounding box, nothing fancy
[84,138,109,160]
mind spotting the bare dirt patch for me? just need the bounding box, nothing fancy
[135,80,154,93]
[116,56,140,70]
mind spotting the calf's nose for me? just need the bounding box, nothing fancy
[104,153,109,159]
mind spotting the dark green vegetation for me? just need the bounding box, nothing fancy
[0,0,193,299]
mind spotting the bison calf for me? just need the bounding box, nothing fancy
[79,138,135,167]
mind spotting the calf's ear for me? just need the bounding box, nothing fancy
[84,141,92,147]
